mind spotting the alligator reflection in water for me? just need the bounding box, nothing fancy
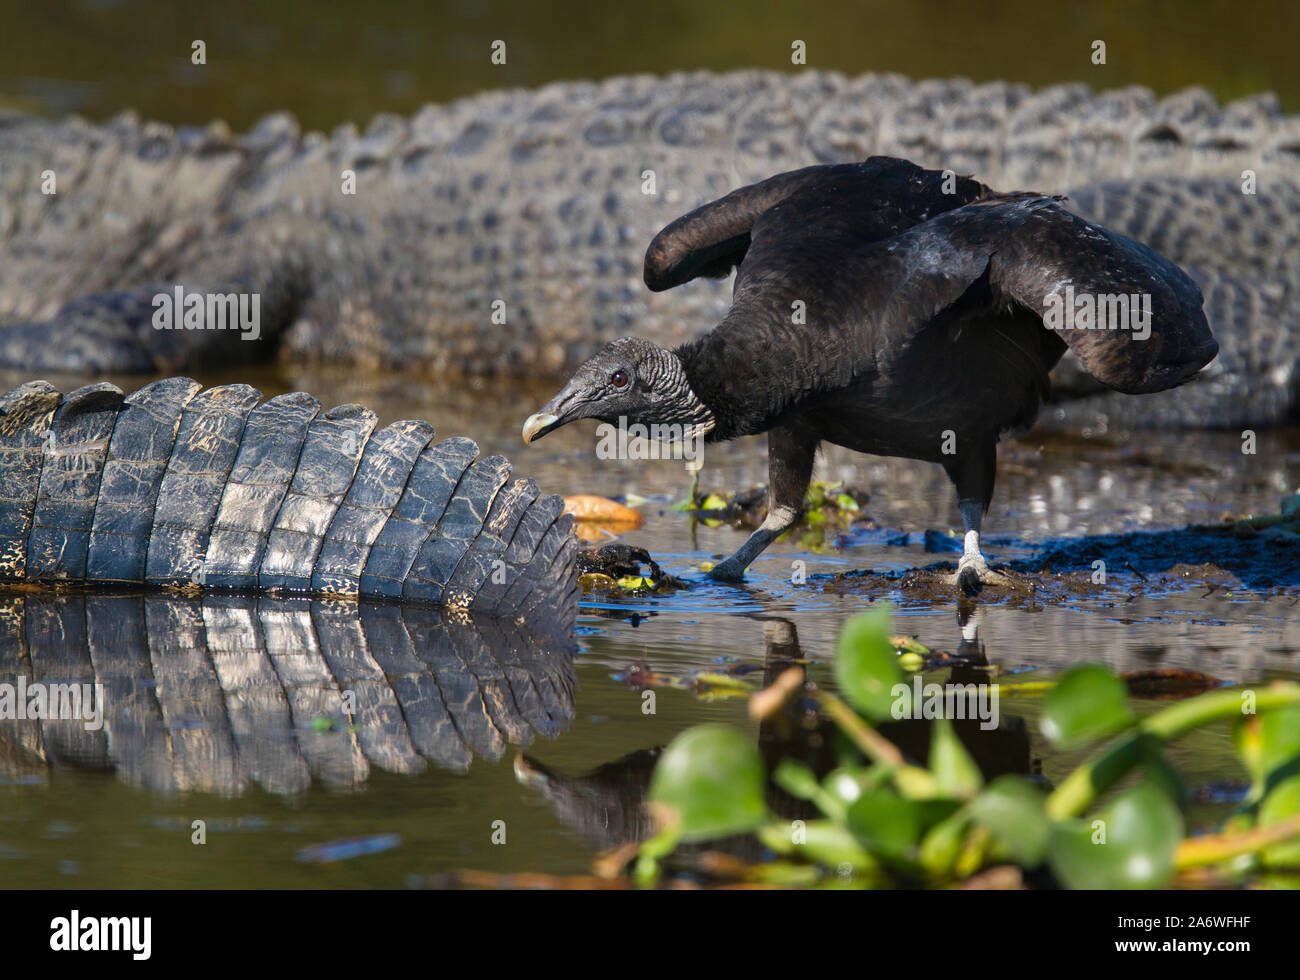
[0,592,575,795]
[516,618,1032,852]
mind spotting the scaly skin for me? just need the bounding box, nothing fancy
[0,592,577,792]
[0,377,579,620]
[1,70,1297,424]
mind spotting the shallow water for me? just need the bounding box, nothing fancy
[1,365,1297,887]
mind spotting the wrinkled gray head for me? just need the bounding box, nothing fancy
[522,337,713,443]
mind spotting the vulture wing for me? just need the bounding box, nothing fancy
[929,195,1217,394]
[643,157,992,292]
[696,192,1216,399]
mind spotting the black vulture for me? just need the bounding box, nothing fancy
[522,157,1217,591]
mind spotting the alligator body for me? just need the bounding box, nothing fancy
[0,377,579,621]
[1,70,1298,424]
[0,592,576,793]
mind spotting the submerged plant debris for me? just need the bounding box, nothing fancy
[685,481,872,550]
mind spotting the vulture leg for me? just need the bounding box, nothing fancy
[709,425,817,581]
[942,439,998,596]
[956,499,990,593]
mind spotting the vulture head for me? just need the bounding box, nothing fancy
[522,337,714,443]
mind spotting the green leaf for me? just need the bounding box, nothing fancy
[809,766,892,823]
[918,810,971,875]
[823,765,891,803]
[1242,704,1300,788]
[633,823,680,889]
[1139,744,1188,811]
[1047,782,1183,889]
[834,605,907,722]
[616,575,656,591]
[1040,664,1136,748]
[970,775,1050,866]
[758,821,878,874]
[773,759,821,802]
[929,717,983,799]
[1258,773,1300,868]
[648,725,768,841]
[846,789,922,860]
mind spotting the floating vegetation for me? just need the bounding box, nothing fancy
[612,662,760,702]
[620,606,1300,888]
[682,481,870,550]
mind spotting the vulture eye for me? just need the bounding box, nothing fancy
[611,369,630,389]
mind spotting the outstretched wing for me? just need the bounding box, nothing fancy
[680,192,1216,434]
[643,157,993,292]
[950,196,1217,393]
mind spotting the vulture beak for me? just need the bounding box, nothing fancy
[521,411,561,444]
[522,382,586,444]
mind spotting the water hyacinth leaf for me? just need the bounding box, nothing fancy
[1233,715,1263,787]
[1140,744,1188,810]
[809,766,889,823]
[846,790,922,861]
[1233,704,1300,823]
[1047,782,1183,889]
[758,821,878,873]
[918,810,971,875]
[834,605,906,722]
[1244,705,1300,790]
[1040,664,1136,748]
[1258,773,1300,868]
[970,776,1050,866]
[824,765,892,805]
[648,725,768,841]
[773,759,821,801]
[929,717,983,799]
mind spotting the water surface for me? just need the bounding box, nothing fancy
[2,366,1296,887]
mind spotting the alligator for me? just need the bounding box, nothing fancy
[0,592,576,794]
[2,70,1298,426]
[0,376,579,620]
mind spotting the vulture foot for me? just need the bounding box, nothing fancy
[955,549,993,596]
